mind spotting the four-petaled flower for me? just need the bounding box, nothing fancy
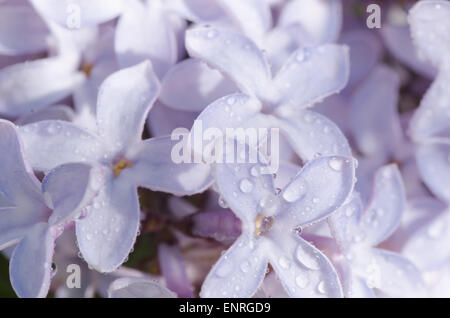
[201,143,355,298]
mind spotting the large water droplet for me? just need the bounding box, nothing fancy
[295,246,321,270]
[328,157,344,171]
[317,280,326,294]
[239,179,254,193]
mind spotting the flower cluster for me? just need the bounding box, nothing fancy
[0,0,449,298]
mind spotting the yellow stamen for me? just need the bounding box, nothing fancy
[254,214,275,237]
[81,63,94,77]
[113,158,132,177]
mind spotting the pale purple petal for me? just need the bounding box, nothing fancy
[160,58,236,112]
[273,45,350,109]
[16,105,75,125]
[186,27,276,103]
[147,101,198,137]
[341,30,383,89]
[200,234,268,298]
[10,223,55,298]
[355,248,423,297]
[0,120,49,249]
[43,163,103,226]
[115,0,177,78]
[328,193,364,249]
[415,141,450,203]
[0,56,83,117]
[277,155,355,227]
[349,65,403,160]
[274,109,352,160]
[76,177,139,272]
[215,0,272,45]
[409,70,450,141]
[360,164,406,246]
[19,121,104,172]
[192,93,262,134]
[125,136,213,196]
[408,0,450,67]
[213,144,275,226]
[158,243,194,298]
[0,4,48,55]
[264,231,343,298]
[166,0,225,23]
[191,210,241,243]
[278,0,342,45]
[381,24,436,79]
[403,207,450,271]
[97,61,160,152]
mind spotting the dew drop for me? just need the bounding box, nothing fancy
[240,261,250,273]
[218,196,229,209]
[317,281,326,294]
[328,157,344,171]
[295,246,321,270]
[226,96,236,106]
[250,165,260,177]
[239,179,254,193]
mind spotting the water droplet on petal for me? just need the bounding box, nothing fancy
[250,165,260,177]
[239,179,254,193]
[240,261,250,273]
[328,157,344,171]
[317,280,326,294]
[295,246,321,270]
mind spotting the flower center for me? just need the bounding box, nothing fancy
[113,158,132,177]
[254,213,275,237]
[81,62,94,77]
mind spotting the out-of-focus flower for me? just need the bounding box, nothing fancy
[329,164,423,297]
[0,119,103,297]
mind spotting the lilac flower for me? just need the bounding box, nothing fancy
[0,119,103,297]
[0,2,107,119]
[399,2,450,272]
[328,164,423,297]
[18,61,212,273]
[180,27,352,165]
[201,144,355,298]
